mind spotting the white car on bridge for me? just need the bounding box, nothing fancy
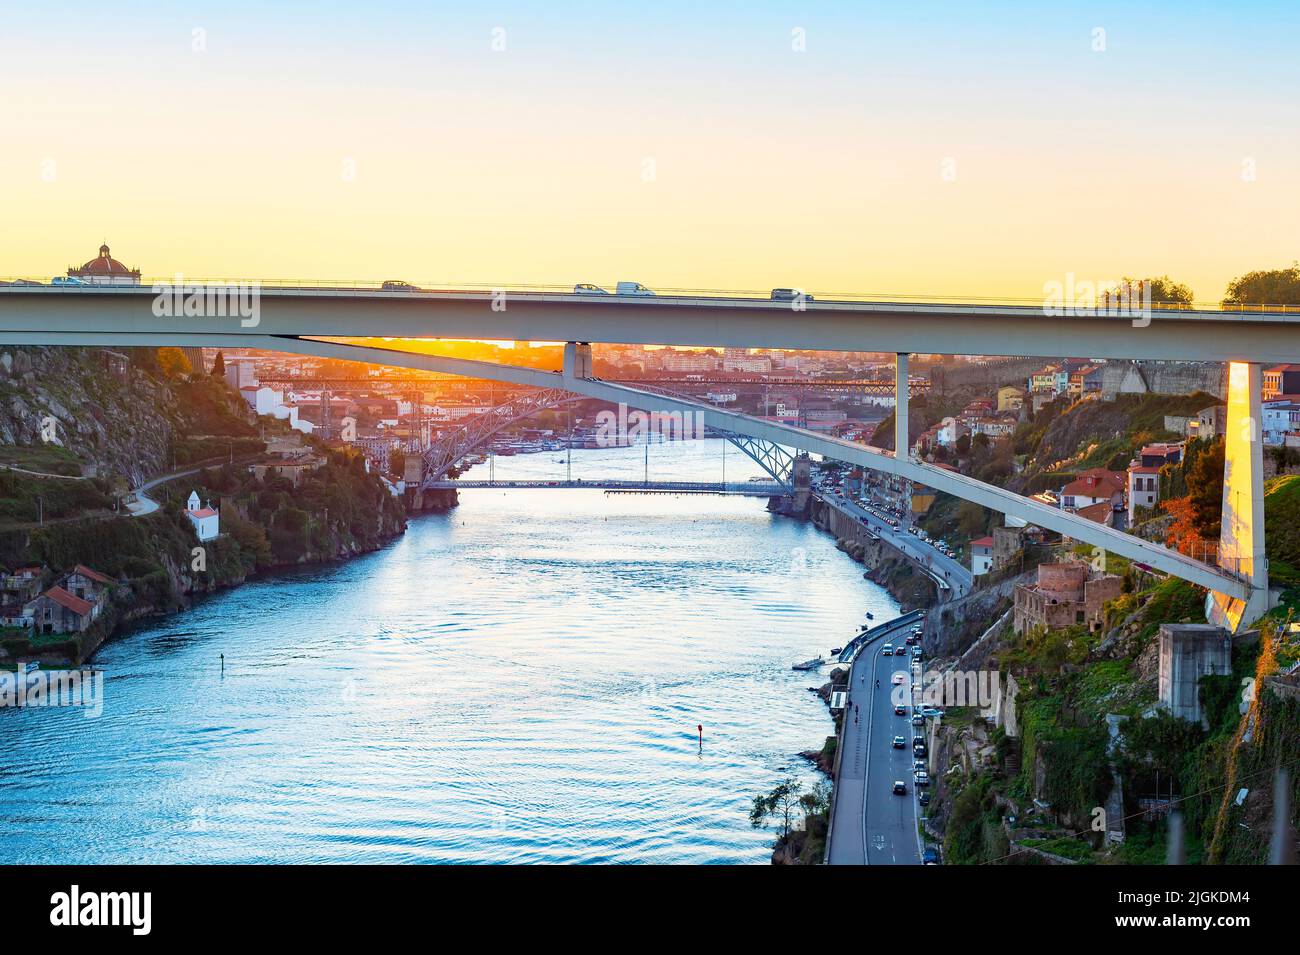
[615,281,656,296]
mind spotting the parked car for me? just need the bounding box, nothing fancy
[912,713,925,726]
[615,281,655,296]
[915,770,930,786]
[919,707,946,718]
[922,846,939,864]
[573,283,610,295]
[919,791,932,807]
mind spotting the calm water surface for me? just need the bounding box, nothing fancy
[0,440,897,863]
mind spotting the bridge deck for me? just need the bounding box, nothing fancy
[425,479,783,496]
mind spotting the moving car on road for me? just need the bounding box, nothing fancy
[892,735,906,748]
[574,283,610,294]
[892,780,907,795]
[615,281,655,296]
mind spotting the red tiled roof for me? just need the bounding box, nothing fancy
[1128,465,1161,475]
[73,564,113,585]
[41,586,94,617]
[187,508,219,519]
[1062,473,1124,499]
[1075,502,1113,524]
[971,536,995,547]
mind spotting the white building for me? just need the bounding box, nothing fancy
[935,416,963,447]
[970,536,994,576]
[238,384,314,434]
[1262,400,1300,446]
[184,491,220,542]
[1128,463,1161,522]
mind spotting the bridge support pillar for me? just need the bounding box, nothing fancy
[895,353,909,460]
[1207,361,1274,631]
[563,342,593,380]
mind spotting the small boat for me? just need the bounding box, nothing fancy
[865,611,875,620]
[791,655,826,671]
[830,647,843,655]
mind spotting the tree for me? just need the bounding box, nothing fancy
[1162,438,1225,555]
[1185,438,1225,538]
[749,777,804,841]
[957,500,986,537]
[1222,264,1300,307]
[1102,276,1194,308]
[211,350,226,378]
[157,347,192,379]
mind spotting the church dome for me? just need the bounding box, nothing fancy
[76,244,135,275]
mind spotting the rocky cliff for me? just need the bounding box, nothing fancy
[0,346,176,486]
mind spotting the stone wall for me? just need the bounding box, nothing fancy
[1100,360,1226,401]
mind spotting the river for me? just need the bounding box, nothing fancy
[0,439,898,864]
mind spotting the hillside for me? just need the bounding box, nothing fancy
[0,346,406,665]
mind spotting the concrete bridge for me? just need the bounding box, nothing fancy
[0,283,1279,628]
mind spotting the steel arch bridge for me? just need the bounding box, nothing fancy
[419,387,796,490]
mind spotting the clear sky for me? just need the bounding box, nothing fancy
[3,1,1298,304]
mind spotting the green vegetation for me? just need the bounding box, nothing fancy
[749,776,832,864]
[1222,264,1300,307]
[1264,475,1300,587]
[1019,837,1095,862]
[944,774,1008,864]
[0,470,115,526]
[0,443,86,476]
